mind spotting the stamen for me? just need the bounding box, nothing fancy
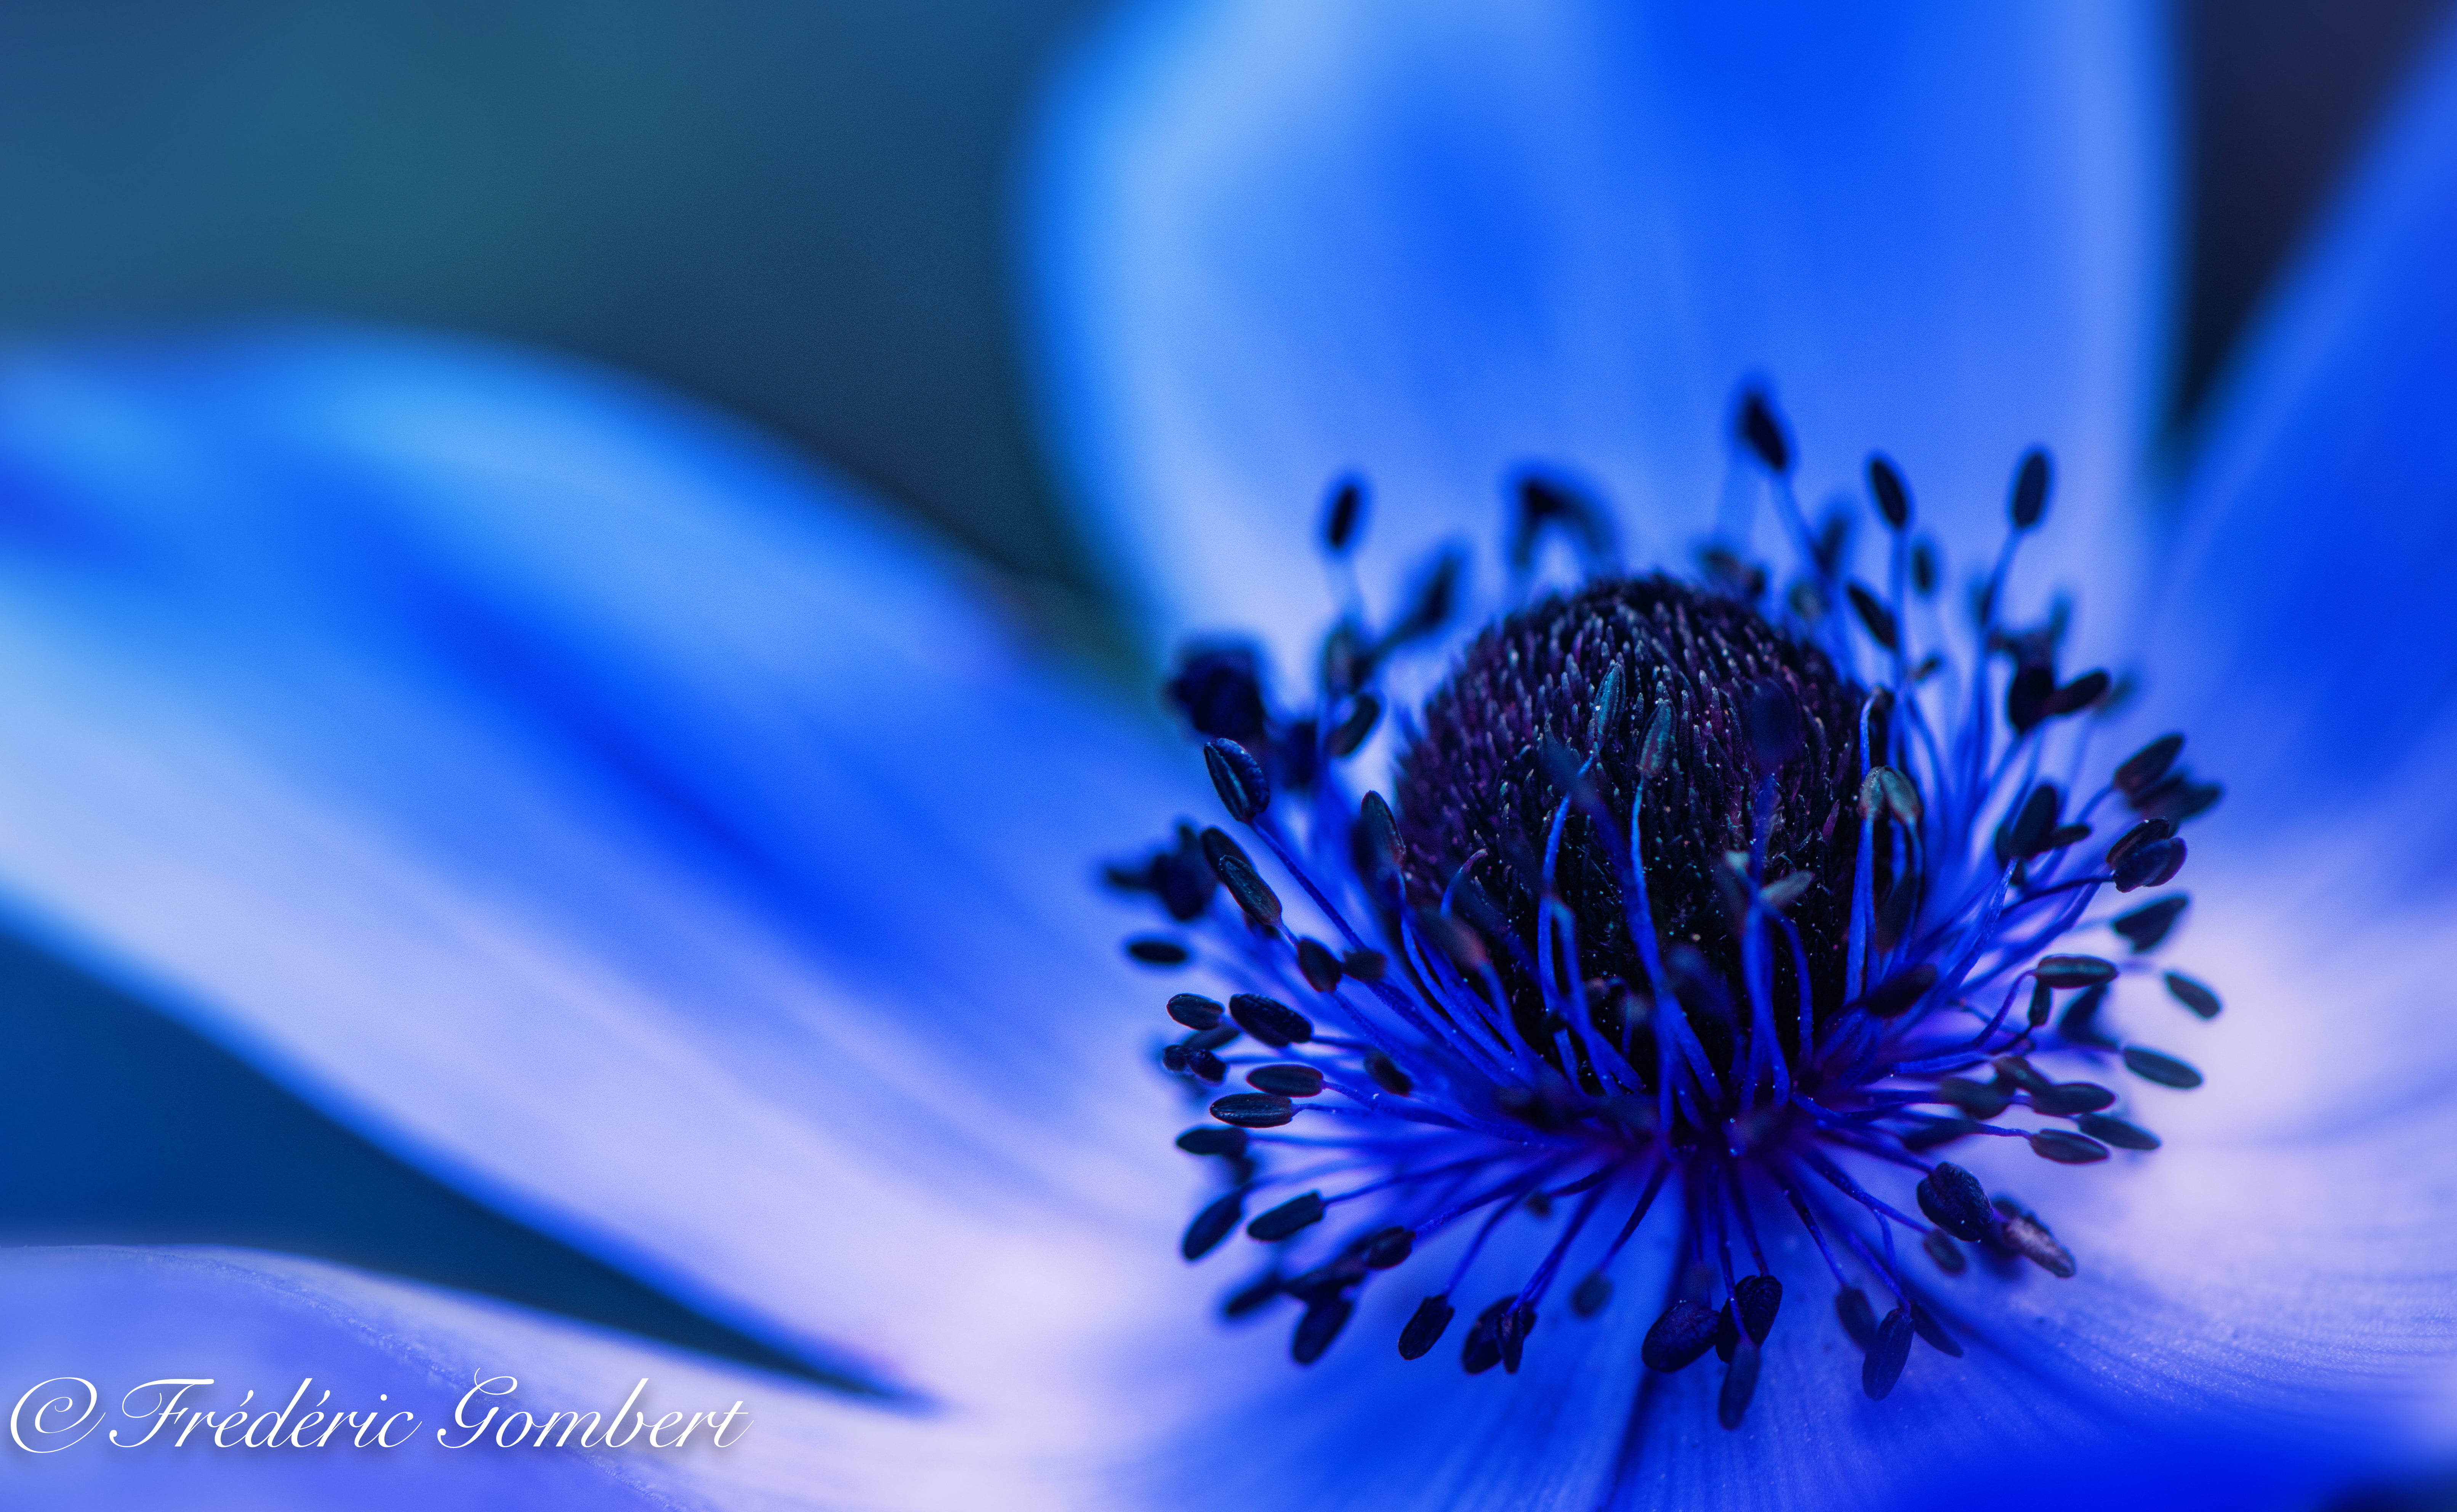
[1112,404,2227,1424]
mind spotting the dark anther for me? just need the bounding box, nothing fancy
[1204,841,1284,927]
[1915,1161,1994,1241]
[1247,1191,1327,1243]
[1246,1064,1326,1098]
[2113,734,2185,797]
[1296,937,1344,992]
[1165,647,1269,744]
[1398,1295,1456,1360]
[1861,764,1923,824]
[1938,1076,2012,1119]
[1343,949,1388,983]
[1126,937,1190,967]
[2033,954,2116,988]
[1322,476,1366,554]
[2046,670,2111,716]
[1868,454,1912,529]
[1203,738,1271,823]
[1210,1092,1296,1128]
[1922,1228,1967,1275]
[2113,836,2187,892]
[2077,1112,2161,1150]
[2002,783,2063,860]
[1188,1050,1227,1082]
[1851,963,1938,1019]
[1717,1342,1762,1430]
[1182,1191,1245,1261]
[1733,1273,1783,1345]
[1999,1211,2077,1277]
[1845,583,1900,651]
[1167,993,1225,1030]
[1386,546,1467,647]
[2131,774,2225,823]
[2113,896,2189,952]
[1910,538,1938,596]
[2009,448,2052,530]
[1459,1301,1510,1376]
[2028,1129,2111,1164]
[1906,1298,1962,1358]
[2031,1081,2117,1115]
[1352,791,1406,898]
[1571,1273,1613,1317]
[1495,1304,1538,1374]
[1994,1056,2052,1092]
[1364,1050,1413,1096]
[1863,1309,1916,1399]
[1328,693,1383,758]
[1221,1272,1282,1320]
[1642,1298,1723,1373]
[2026,979,2054,1028]
[1509,469,1618,573]
[1176,1126,1248,1157]
[2106,817,2174,871]
[2006,660,2057,734]
[1183,1024,1239,1051]
[1903,1119,1978,1151]
[1359,1227,1414,1269]
[1229,993,1315,1047]
[1291,1295,1354,1366]
[1736,388,1794,474]
[1714,1303,1739,1364]
[1834,1288,1879,1350]
[2164,972,2223,1019]
[2122,1047,2204,1089]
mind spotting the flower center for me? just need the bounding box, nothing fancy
[1107,391,2227,1427]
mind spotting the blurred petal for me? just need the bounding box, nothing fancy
[0,324,1216,1462]
[1031,0,2170,673]
[2149,10,2457,911]
[0,1245,987,1510]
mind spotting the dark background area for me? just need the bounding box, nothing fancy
[0,0,2446,1387]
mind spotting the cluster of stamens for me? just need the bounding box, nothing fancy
[1107,391,2225,1424]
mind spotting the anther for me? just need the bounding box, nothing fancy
[1167,993,1225,1030]
[1642,1299,1723,1373]
[1360,1227,1415,1269]
[1211,1092,1296,1128]
[2121,1047,2204,1089]
[1292,1296,1354,1365]
[2027,1129,2110,1164]
[1834,1288,1879,1349]
[1867,454,1912,529]
[1571,1273,1613,1317]
[2113,836,2187,892]
[1922,1229,1967,1275]
[1461,1298,1514,1374]
[1997,1209,2077,1277]
[1296,937,1344,991]
[1166,647,1269,744]
[1718,1342,1762,1430]
[1246,1065,1326,1097]
[1248,1192,1327,1242]
[1228,993,1315,1047]
[1322,476,1366,554]
[2164,972,2223,1019]
[1126,937,1189,967]
[1863,1309,1915,1398]
[1733,1274,1783,1345]
[1737,389,1794,474]
[2029,1082,2116,1115]
[1398,1296,1456,1360]
[2112,896,2189,952]
[1364,1050,1413,1095]
[1848,583,1899,651]
[1328,694,1382,757]
[1915,1162,1994,1241]
[2077,1113,2161,1150]
[2009,448,2052,530]
[2113,734,2185,797]
[2033,954,2116,988]
[1176,1126,1248,1157]
[1203,738,1271,822]
[1183,1192,1245,1261]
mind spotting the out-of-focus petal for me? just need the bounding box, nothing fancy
[2149,10,2457,912]
[0,325,1214,1459]
[0,1245,995,1510]
[1030,0,2169,674]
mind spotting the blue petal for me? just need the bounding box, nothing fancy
[2148,13,2457,914]
[0,324,1214,1435]
[1030,0,2170,672]
[0,1245,984,1509]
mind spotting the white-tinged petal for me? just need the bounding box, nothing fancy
[0,1245,1004,1510]
[0,325,1217,1467]
[1030,0,2169,677]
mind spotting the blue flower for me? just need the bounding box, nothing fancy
[0,3,2448,1510]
